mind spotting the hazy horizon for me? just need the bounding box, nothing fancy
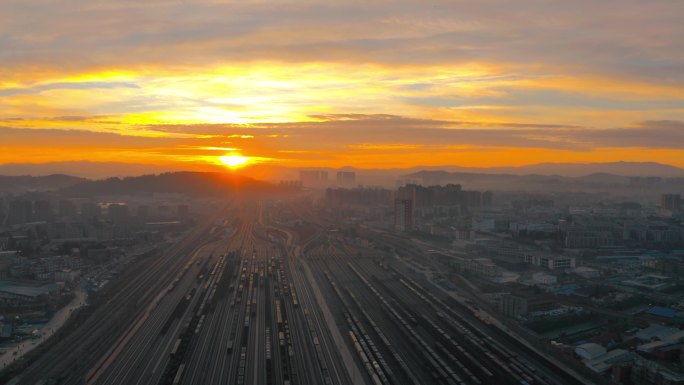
[2,0,684,172]
[1,160,684,181]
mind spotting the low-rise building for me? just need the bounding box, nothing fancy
[0,282,59,304]
[532,272,558,285]
[499,292,556,318]
[465,257,500,277]
[623,274,673,291]
[54,268,80,282]
[631,358,684,385]
[636,324,679,342]
[582,349,632,374]
[575,343,607,361]
[572,266,600,278]
[523,253,576,270]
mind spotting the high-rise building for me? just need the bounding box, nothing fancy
[299,170,329,187]
[482,191,493,207]
[178,204,189,220]
[157,204,170,218]
[396,184,432,207]
[34,200,53,222]
[461,190,482,208]
[336,171,356,186]
[325,187,392,206]
[394,199,413,232]
[8,200,33,224]
[279,180,303,188]
[396,184,477,208]
[661,193,681,211]
[58,199,77,217]
[81,202,101,221]
[137,205,149,220]
[108,204,129,224]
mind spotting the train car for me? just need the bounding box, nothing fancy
[172,364,185,385]
[265,329,272,361]
[170,338,182,355]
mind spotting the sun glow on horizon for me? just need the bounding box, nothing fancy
[219,154,250,169]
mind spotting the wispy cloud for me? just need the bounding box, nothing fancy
[1,0,684,168]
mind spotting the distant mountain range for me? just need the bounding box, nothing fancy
[0,168,681,198]
[248,161,684,184]
[1,161,683,199]
[59,171,290,197]
[0,161,197,179]
[0,161,682,180]
[353,161,684,178]
[464,162,684,178]
[0,172,294,196]
[401,169,684,196]
[0,174,87,193]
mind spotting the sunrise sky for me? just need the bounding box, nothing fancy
[2,0,684,172]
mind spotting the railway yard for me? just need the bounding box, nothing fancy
[88,207,351,385]
[5,202,593,385]
[305,240,587,385]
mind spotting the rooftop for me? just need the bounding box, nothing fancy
[575,343,606,360]
[583,349,632,374]
[0,282,59,298]
[636,324,679,341]
[647,306,677,318]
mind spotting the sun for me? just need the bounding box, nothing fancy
[219,154,250,169]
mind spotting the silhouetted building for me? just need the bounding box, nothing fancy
[58,199,77,217]
[280,180,303,188]
[137,205,149,220]
[396,184,434,207]
[482,191,493,207]
[396,183,484,211]
[325,188,392,206]
[108,204,128,224]
[299,170,328,187]
[661,194,681,211]
[80,202,101,221]
[394,199,413,232]
[178,204,189,220]
[462,190,482,208]
[8,200,32,224]
[34,200,53,222]
[336,171,356,186]
[157,204,170,218]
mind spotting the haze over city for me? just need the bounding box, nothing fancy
[1,1,684,385]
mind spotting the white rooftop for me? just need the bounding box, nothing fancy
[583,349,632,374]
[575,343,606,361]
